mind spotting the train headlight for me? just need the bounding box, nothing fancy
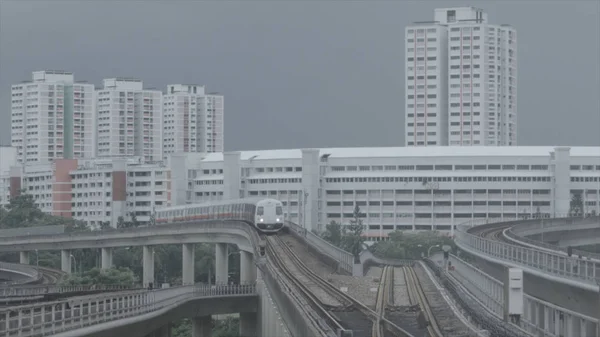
[276,218,280,222]
[260,218,264,222]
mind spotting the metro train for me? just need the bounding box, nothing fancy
[154,198,285,234]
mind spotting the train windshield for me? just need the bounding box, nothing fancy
[257,206,264,216]
[276,206,283,215]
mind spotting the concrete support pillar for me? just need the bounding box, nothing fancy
[215,243,228,285]
[143,246,155,287]
[182,243,195,285]
[192,316,212,337]
[223,152,242,199]
[301,149,320,232]
[19,251,30,265]
[240,251,255,284]
[101,248,113,270]
[552,147,571,216]
[61,250,71,274]
[239,312,257,337]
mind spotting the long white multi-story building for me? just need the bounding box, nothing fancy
[405,7,517,147]
[96,78,163,163]
[10,71,96,163]
[163,84,224,160]
[171,146,600,238]
[2,146,599,236]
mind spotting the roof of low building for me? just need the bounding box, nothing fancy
[201,146,600,162]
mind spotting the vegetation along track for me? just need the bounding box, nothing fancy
[372,266,394,337]
[403,265,444,337]
[268,234,415,337]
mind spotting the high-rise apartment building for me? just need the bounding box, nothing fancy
[96,78,163,162]
[405,7,517,146]
[10,71,96,163]
[163,84,224,160]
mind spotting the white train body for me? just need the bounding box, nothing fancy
[154,198,284,234]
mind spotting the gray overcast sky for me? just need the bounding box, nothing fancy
[1,1,599,151]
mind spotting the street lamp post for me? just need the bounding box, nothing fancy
[428,244,440,257]
[70,254,77,275]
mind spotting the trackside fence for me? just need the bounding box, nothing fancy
[285,221,354,274]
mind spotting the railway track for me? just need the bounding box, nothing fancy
[38,267,65,284]
[372,266,394,337]
[403,265,444,337]
[268,235,415,337]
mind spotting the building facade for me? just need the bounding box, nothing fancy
[172,146,600,238]
[405,7,517,146]
[163,84,225,160]
[10,71,96,163]
[1,157,170,228]
[96,78,163,163]
[4,146,598,236]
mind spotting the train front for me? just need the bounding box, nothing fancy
[255,199,284,234]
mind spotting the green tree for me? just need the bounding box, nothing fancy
[371,230,456,260]
[0,192,86,264]
[321,220,344,247]
[342,205,365,263]
[196,245,215,285]
[213,317,240,337]
[569,192,584,217]
[129,213,140,227]
[60,267,138,286]
[170,317,240,337]
[99,221,112,231]
[116,216,126,229]
[1,192,48,228]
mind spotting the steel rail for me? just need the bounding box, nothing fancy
[266,236,343,337]
[271,235,415,337]
[403,265,444,337]
[372,265,394,337]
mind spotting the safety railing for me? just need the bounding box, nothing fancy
[0,262,41,286]
[447,254,504,318]
[456,220,600,288]
[522,294,598,337]
[509,216,598,236]
[0,284,136,298]
[0,221,256,248]
[505,216,600,261]
[435,253,599,336]
[285,221,354,274]
[423,258,527,337]
[0,284,257,337]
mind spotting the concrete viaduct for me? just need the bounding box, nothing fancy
[0,221,269,337]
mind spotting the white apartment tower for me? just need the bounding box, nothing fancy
[10,71,95,163]
[96,78,163,162]
[405,7,517,146]
[163,84,224,160]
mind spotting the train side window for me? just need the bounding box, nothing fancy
[276,206,283,215]
[257,207,264,216]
